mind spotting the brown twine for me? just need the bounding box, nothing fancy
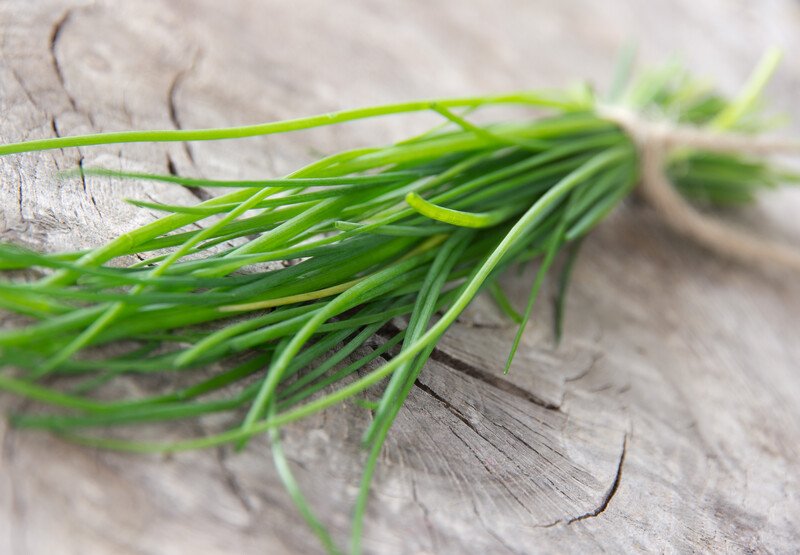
[599,106,800,272]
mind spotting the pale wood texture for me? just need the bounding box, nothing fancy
[1,1,800,553]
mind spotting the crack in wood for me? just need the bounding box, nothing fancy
[15,170,23,216]
[556,351,603,407]
[166,51,203,170]
[564,351,602,383]
[78,156,87,194]
[49,9,77,112]
[567,433,627,524]
[530,433,628,529]
[413,378,480,436]
[455,319,511,330]
[47,7,99,218]
[48,4,97,127]
[49,116,60,138]
[379,323,561,412]
[166,55,214,203]
[165,150,211,202]
[165,153,179,177]
[429,346,562,411]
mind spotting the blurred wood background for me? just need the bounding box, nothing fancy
[1,1,799,553]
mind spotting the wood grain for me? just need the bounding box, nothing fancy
[1,1,799,553]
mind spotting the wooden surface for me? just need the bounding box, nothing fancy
[2,1,800,553]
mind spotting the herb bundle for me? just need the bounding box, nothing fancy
[0,52,797,553]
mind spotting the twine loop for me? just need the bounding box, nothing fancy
[598,105,800,272]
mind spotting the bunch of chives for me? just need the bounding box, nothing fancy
[0,52,796,553]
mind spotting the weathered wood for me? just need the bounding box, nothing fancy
[1,1,799,553]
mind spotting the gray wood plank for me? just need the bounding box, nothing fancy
[1,1,799,553]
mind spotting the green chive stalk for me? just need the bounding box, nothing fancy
[0,51,797,554]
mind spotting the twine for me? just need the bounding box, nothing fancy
[599,106,800,272]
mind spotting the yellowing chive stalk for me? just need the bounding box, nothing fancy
[0,51,796,554]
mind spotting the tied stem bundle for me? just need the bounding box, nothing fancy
[599,105,800,271]
[0,50,798,553]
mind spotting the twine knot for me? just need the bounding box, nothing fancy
[598,105,800,272]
